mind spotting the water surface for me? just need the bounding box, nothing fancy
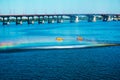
[0,21,120,80]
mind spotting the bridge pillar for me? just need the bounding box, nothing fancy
[113,15,118,21]
[113,15,120,21]
[28,16,34,24]
[70,16,73,23]
[75,16,79,22]
[31,16,34,24]
[87,15,96,22]
[48,16,54,23]
[52,16,55,23]
[116,15,120,21]
[38,16,40,24]
[70,16,79,23]
[3,17,10,25]
[41,16,45,24]
[38,16,45,24]
[16,16,22,25]
[102,15,112,22]
[107,16,111,21]
[57,16,63,23]
[102,15,108,21]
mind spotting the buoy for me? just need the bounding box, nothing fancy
[77,36,83,41]
[56,37,64,42]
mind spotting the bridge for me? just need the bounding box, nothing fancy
[0,14,120,25]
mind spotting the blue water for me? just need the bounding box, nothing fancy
[0,21,120,80]
[0,46,120,80]
[0,21,120,50]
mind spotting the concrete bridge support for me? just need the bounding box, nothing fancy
[113,15,118,21]
[102,15,112,21]
[28,16,34,24]
[116,15,120,21]
[70,16,79,23]
[88,15,96,22]
[107,16,112,21]
[3,17,10,25]
[75,16,79,22]
[113,15,120,21]
[48,16,54,23]
[38,16,40,24]
[16,17,22,25]
[57,16,63,23]
[38,16,45,24]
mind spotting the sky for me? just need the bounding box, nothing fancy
[0,0,120,14]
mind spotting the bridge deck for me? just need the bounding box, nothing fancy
[0,14,120,17]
